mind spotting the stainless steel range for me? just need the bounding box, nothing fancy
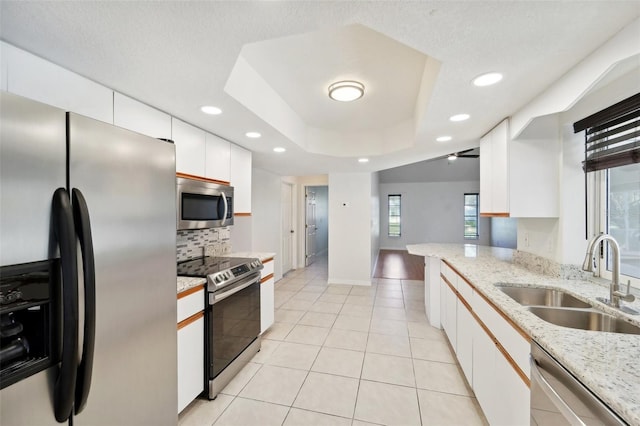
[177,256,263,399]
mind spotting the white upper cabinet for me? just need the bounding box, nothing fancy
[480,118,559,217]
[480,119,509,215]
[172,118,206,177]
[230,144,252,213]
[114,93,171,140]
[2,42,113,123]
[205,133,231,183]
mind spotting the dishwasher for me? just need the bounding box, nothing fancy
[530,341,627,425]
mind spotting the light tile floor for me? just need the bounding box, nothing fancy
[179,257,488,426]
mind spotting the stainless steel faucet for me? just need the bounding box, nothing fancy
[582,233,635,308]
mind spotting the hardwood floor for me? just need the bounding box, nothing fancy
[373,249,424,280]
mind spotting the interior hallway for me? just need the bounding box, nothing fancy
[179,254,487,426]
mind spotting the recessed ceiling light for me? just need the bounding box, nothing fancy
[473,72,503,87]
[246,132,261,138]
[358,158,369,163]
[200,105,222,115]
[449,114,470,122]
[273,147,286,153]
[448,154,458,161]
[436,136,452,142]
[328,81,365,102]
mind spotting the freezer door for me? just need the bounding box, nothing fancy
[0,92,66,426]
[67,114,177,425]
[0,91,66,265]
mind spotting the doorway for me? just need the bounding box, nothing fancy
[281,182,294,275]
[305,186,328,267]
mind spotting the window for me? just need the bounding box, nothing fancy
[388,194,401,237]
[603,163,640,280]
[576,93,640,284]
[464,193,479,239]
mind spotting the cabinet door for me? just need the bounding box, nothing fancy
[205,133,231,183]
[230,144,252,213]
[260,278,275,334]
[494,347,530,426]
[491,120,510,214]
[440,278,457,351]
[172,118,206,177]
[472,320,497,424]
[177,316,204,413]
[113,93,171,139]
[4,42,113,123]
[456,301,473,385]
[479,132,493,214]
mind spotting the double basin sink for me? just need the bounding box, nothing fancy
[496,286,640,335]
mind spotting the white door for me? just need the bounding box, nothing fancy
[281,182,294,274]
[305,188,317,266]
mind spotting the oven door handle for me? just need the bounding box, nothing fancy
[211,273,261,305]
[530,355,586,426]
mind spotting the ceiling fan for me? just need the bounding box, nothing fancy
[446,148,479,161]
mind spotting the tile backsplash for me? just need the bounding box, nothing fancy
[177,227,231,262]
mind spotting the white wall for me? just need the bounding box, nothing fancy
[328,172,375,286]
[491,217,518,249]
[379,181,491,249]
[252,168,284,281]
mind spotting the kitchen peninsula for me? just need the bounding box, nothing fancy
[407,243,640,425]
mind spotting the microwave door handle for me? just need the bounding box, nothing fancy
[71,189,96,414]
[530,355,586,426]
[221,193,228,226]
[52,188,79,423]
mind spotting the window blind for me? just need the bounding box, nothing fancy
[574,93,640,172]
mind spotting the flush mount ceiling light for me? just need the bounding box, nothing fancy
[447,154,458,161]
[358,158,369,163]
[473,72,503,87]
[436,136,452,142]
[449,114,470,122]
[328,80,365,102]
[201,105,222,115]
[273,147,286,153]
[245,132,261,138]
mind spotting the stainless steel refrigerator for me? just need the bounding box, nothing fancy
[0,91,178,425]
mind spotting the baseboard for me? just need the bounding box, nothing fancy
[327,278,372,286]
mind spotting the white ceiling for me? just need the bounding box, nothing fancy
[1,1,638,176]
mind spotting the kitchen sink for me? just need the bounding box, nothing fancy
[497,285,592,308]
[526,307,640,335]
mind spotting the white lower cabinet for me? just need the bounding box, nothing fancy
[456,300,473,384]
[177,287,205,413]
[260,258,275,334]
[441,261,530,426]
[177,315,204,413]
[441,276,457,352]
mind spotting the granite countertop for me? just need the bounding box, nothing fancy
[407,243,640,425]
[177,276,206,294]
[224,252,276,262]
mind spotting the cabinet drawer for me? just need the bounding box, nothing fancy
[470,290,530,377]
[456,275,474,302]
[441,261,457,288]
[262,258,274,278]
[177,287,204,323]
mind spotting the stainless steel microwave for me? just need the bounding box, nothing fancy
[176,177,234,229]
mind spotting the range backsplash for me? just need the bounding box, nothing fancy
[176,227,231,262]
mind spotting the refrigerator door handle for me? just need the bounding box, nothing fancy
[52,188,79,422]
[72,188,96,414]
